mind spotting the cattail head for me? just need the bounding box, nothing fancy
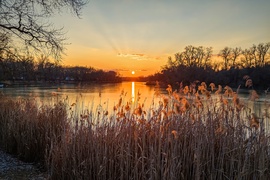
[181,98,190,112]
[250,113,259,129]
[113,105,118,111]
[166,84,173,95]
[173,91,181,101]
[249,90,259,101]
[215,85,222,94]
[201,82,207,89]
[245,79,253,88]
[205,90,211,99]
[233,93,240,105]
[224,86,233,97]
[183,86,189,95]
[134,104,142,116]
[222,98,228,105]
[209,83,216,91]
[171,130,178,139]
[118,97,122,107]
[198,85,206,93]
[163,97,169,108]
[125,102,130,111]
[174,103,181,114]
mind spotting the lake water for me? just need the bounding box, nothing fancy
[0,82,160,112]
[0,82,270,132]
[1,82,269,122]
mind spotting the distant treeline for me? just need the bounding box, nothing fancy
[146,43,270,90]
[0,55,121,83]
[147,65,270,90]
[1,42,270,89]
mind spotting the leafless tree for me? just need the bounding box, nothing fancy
[175,45,213,68]
[231,47,241,67]
[249,44,258,67]
[218,47,231,70]
[0,0,88,59]
[240,43,270,68]
[257,42,270,67]
[165,56,177,70]
[0,32,11,54]
[241,48,253,68]
[174,52,184,66]
[203,47,213,68]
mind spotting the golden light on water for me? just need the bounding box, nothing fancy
[132,81,135,103]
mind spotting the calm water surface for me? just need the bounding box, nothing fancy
[1,81,160,111]
[1,81,270,132]
[1,82,269,118]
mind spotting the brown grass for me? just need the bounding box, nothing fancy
[0,83,269,179]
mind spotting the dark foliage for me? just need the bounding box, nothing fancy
[148,65,270,90]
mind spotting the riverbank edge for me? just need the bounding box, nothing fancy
[0,149,47,179]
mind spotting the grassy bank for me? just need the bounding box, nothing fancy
[0,83,269,179]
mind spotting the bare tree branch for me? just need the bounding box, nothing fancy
[0,0,88,60]
[218,47,231,70]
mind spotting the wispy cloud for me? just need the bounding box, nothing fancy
[117,53,164,61]
[112,68,148,72]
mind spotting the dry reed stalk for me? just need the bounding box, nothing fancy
[0,81,270,179]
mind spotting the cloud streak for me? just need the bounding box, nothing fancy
[117,53,164,61]
[112,68,148,73]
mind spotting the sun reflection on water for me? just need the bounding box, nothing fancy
[132,82,135,103]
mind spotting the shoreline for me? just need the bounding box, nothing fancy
[0,149,46,179]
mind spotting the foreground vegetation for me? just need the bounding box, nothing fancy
[0,81,270,179]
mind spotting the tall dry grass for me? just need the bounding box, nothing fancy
[0,81,270,179]
[0,95,68,165]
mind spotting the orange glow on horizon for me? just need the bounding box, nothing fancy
[51,0,269,79]
[62,46,167,77]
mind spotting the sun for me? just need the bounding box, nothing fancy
[131,71,135,75]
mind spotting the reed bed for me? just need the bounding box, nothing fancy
[0,96,68,164]
[0,82,270,180]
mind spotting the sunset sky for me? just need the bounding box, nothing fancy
[53,0,270,77]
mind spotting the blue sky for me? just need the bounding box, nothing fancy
[53,0,270,76]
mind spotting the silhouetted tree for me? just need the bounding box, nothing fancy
[241,48,254,68]
[231,47,241,67]
[1,50,18,81]
[240,43,270,68]
[0,32,10,54]
[166,56,177,70]
[257,42,270,67]
[151,42,270,89]
[203,47,213,68]
[17,54,35,81]
[0,0,88,59]
[218,47,231,70]
[249,44,258,67]
[37,55,58,81]
[174,45,212,68]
